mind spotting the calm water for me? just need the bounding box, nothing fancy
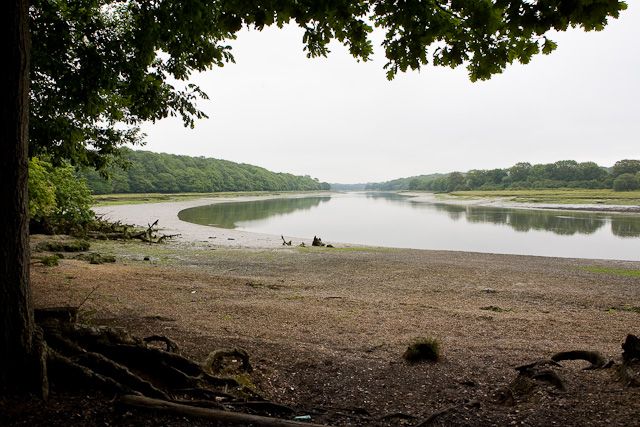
[178,192,640,260]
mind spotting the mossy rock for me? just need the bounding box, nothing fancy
[403,337,440,363]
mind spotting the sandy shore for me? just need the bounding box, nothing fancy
[94,193,343,249]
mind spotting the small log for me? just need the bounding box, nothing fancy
[119,395,327,426]
[226,400,295,416]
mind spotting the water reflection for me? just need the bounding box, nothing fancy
[611,216,640,238]
[178,196,330,228]
[177,192,640,259]
[423,203,606,236]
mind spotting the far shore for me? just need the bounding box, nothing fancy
[403,191,640,213]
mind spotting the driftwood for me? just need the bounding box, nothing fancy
[86,218,179,243]
[312,236,324,247]
[118,395,327,426]
[281,235,292,246]
[551,350,612,370]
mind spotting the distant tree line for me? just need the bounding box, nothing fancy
[82,149,331,194]
[366,160,640,192]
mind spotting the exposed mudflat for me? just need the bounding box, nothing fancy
[25,233,640,426]
[405,192,640,213]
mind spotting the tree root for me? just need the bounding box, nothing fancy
[203,348,252,375]
[118,395,327,426]
[551,350,612,370]
[144,335,179,353]
[33,307,299,424]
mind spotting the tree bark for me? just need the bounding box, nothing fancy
[0,0,45,395]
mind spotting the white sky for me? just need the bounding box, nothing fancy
[141,4,640,184]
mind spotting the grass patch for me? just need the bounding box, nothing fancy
[582,266,640,278]
[480,305,512,313]
[403,337,440,363]
[449,189,640,205]
[36,240,90,252]
[39,254,60,267]
[607,306,640,314]
[73,253,116,265]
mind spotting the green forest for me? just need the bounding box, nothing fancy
[366,160,640,193]
[81,149,330,194]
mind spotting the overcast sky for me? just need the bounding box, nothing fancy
[141,4,639,184]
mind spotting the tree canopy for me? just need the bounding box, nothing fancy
[29,0,627,172]
[82,149,330,193]
[366,159,640,192]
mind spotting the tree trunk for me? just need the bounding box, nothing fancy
[0,0,46,395]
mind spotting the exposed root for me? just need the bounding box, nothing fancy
[118,395,326,426]
[33,306,297,424]
[203,348,252,375]
[551,350,612,370]
[144,335,179,353]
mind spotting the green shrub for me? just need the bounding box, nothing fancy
[40,255,60,267]
[613,173,639,192]
[28,158,56,222]
[29,157,94,233]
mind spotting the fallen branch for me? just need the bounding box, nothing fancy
[118,395,327,426]
[281,235,292,246]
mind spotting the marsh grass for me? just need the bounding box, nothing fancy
[449,189,640,205]
[582,266,640,278]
